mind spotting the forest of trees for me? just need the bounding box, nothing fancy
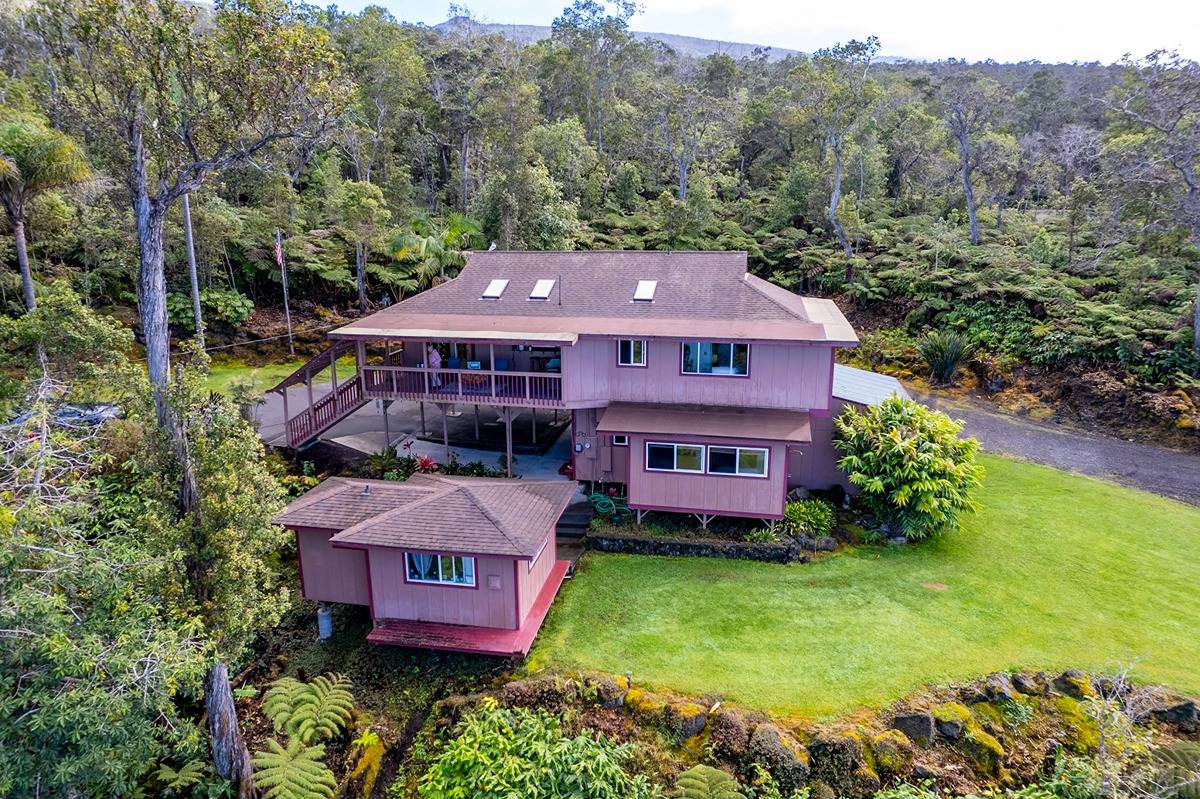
[1,0,1198,399]
[0,0,1198,795]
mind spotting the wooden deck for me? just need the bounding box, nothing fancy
[361,365,564,408]
[366,560,570,656]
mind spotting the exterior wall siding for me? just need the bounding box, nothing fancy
[365,548,519,629]
[787,400,859,492]
[516,532,556,622]
[297,528,370,606]
[626,433,788,519]
[572,408,630,484]
[561,337,834,411]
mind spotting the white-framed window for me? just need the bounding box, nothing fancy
[617,339,647,367]
[611,434,629,446]
[706,445,769,478]
[645,441,705,473]
[681,341,750,376]
[405,552,476,586]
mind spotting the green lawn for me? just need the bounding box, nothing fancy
[533,454,1200,718]
[204,356,357,396]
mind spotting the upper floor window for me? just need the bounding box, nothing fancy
[617,339,647,367]
[681,341,749,376]
[612,434,629,446]
[645,441,704,473]
[406,552,476,587]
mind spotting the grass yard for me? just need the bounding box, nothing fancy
[532,454,1200,718]
[204,356,357,396]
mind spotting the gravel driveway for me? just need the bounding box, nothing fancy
[914,391,1200,506]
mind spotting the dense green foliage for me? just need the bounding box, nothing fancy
[782,498,836,537]
[263,673,356,744]
[0,0,1196,401]
[674,765,747,799]
[535,454,1200,716]
[419,696,660,799]
[252,738,337,799]
[834,397,984,539]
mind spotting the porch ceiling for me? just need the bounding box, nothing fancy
[596,402,812,443]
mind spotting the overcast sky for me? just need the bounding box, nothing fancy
[331,0,1199,63]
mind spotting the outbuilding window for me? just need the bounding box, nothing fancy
[406,552,476,586]
[707,445,769,477]
[645,442,705,473]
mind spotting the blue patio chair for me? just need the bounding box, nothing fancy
[494,358,510,371]
[546,358,561,372]
[447,356,461,369]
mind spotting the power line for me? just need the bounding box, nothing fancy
[171,322,342,356]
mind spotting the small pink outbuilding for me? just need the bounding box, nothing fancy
[275,474,576,656]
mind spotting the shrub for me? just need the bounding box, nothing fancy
[419,696,656,799]
[674,764,746,799]
[263,674,355,744]
[783,499,835,538]
[833,397,983,540]
[915,330,974,385]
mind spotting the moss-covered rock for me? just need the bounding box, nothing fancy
[933,702,972,739]
[810,730,875,798]
[592,675,628,708]
[663,701,709,740]
[891,711,935,746]
[1053,670,1097,700]
[1053,695,1101,752]
[1011,671,1050,696]
[624,687,667,724]
[870,729,915,776]
[500,675,577,710]
[748,722,810,794]
[809,780,837,799]
[710,708,750,760]
[960,726,1006,777]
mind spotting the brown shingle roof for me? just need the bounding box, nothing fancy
[273,475,576,558]
[330,251,857,345]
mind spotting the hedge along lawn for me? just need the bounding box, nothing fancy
[532,454,1200,719]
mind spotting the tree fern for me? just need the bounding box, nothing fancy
[1156,741,1200,799]
[252,738,337,799]
[155,759,208,796]
[673,765,746,799]
[263,673,355,743]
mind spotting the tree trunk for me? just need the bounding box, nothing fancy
[356,241,367,311]
[459,131,470,211]
[957,131,980,245]
[677,157,689,201]
[276,229,294,357]
[133,191,172,425]
[828,139,853,261]
[206,661,254,799]
[13,216,35,310]
[181,193,204,347]
[996,197,1005,231]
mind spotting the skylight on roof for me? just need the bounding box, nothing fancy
[529,279,555,300]
[633,280,657,302]
[482,278,509,299]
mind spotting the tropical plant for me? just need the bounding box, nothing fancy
[390,212,481,294]
[833,397,984,539]
[252,738,337,799]
[1154,741,1200,799]
[418,696,658,799]
[782,499,836,538]
[349,728,386,799]
[673,765,746,799]
[262,673,355,744]
[155,759,209,796]
[0,114,92,310]
[916,330,975,385]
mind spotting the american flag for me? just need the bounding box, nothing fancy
[274,232,284,268]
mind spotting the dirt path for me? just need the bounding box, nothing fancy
[914,391,1200,506]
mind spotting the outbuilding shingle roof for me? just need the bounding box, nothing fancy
[330,251,857,345]
[273,475,576,558]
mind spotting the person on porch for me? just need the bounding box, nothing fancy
[428,344,442,388]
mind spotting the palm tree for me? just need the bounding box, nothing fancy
[389,212,482,297]
[0,115,91,310]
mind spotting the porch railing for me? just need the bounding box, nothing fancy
[360,365,564,407]
[285,377,367,447]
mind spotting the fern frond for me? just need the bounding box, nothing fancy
[252,738,337,799]
[290,673,355,743]
[673,764,746,799]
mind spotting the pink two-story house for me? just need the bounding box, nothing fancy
[272,251,905,652]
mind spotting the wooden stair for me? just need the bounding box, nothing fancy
[270,342,369,449]
[556,501,594,540]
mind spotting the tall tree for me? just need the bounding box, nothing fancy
[334,179,391,310]
[940,71,1003,245]
[654,57,736,202]
[549,0,639,156]
[0,114,90,310]
[792,37,881,261]
[36,0,344,421]
[1106,51,1200,354]
[180,192,203,346]
[390,211,481,293]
